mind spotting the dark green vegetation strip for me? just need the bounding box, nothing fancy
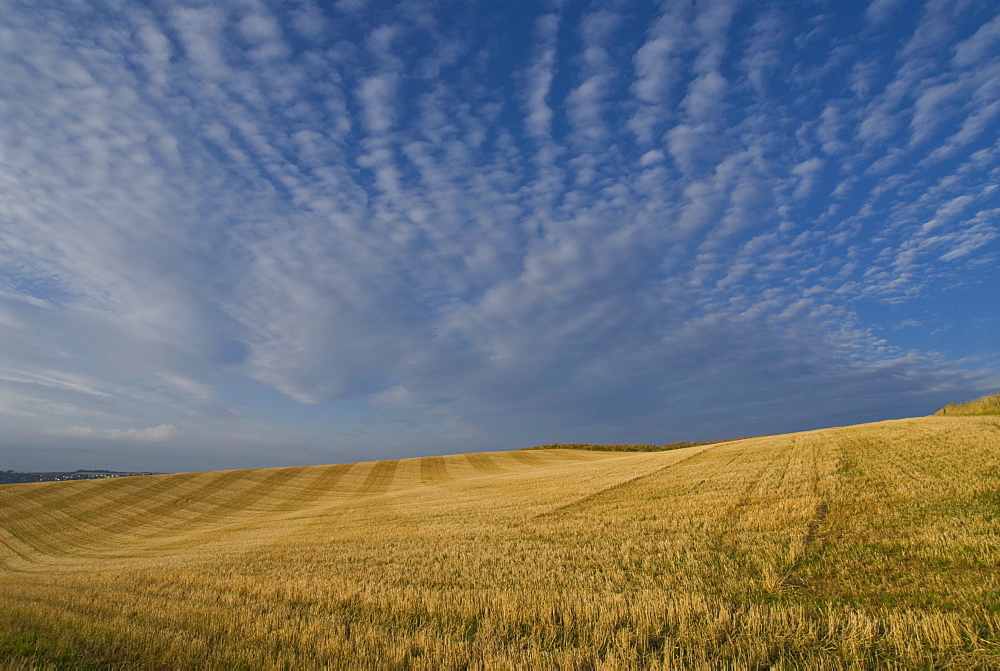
[524,440,719,452]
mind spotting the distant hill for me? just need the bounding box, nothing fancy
[935,391,1000,416]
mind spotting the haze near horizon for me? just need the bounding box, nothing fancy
[1,0,998,472]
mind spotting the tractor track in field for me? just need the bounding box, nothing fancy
[419,456,453,484]
[464,452,507,474]
[352,460,401,498]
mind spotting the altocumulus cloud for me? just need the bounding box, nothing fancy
[0,0,997,472]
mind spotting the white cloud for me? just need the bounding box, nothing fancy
[665,123,716,176]
[954,14,1000,66]
[522,14,560,138]
[865,0,907,25]
[639,149,664,166]
[57,424,177,442]
[817,104,848,155]
[681,71,727,119]
[909,81,961,146]
[632,36,676,105]
[792,158,824,200]
[171,6,230,81]
[627,4,691,144]
[357,73,399,134]
[239,14,281,44]
[566,11,620,149]
[740,9,785,96]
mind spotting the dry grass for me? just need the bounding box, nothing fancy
[936,391,1000,416]
[2,416,999,669]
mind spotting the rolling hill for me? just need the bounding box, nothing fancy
[2,414,999,668]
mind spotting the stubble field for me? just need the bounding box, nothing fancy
[2,415,999,668]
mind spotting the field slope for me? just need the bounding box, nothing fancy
[2,415,999,668]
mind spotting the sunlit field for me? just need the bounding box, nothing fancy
[2,414,999,668]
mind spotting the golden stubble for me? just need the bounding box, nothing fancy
[1,415,999,668]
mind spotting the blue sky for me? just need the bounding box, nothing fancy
[1,0,998,472]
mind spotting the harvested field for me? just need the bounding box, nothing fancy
[2,416,999,668]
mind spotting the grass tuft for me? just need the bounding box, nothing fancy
[935,392,1000,416]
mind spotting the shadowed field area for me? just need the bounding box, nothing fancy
[2,416,999,668]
